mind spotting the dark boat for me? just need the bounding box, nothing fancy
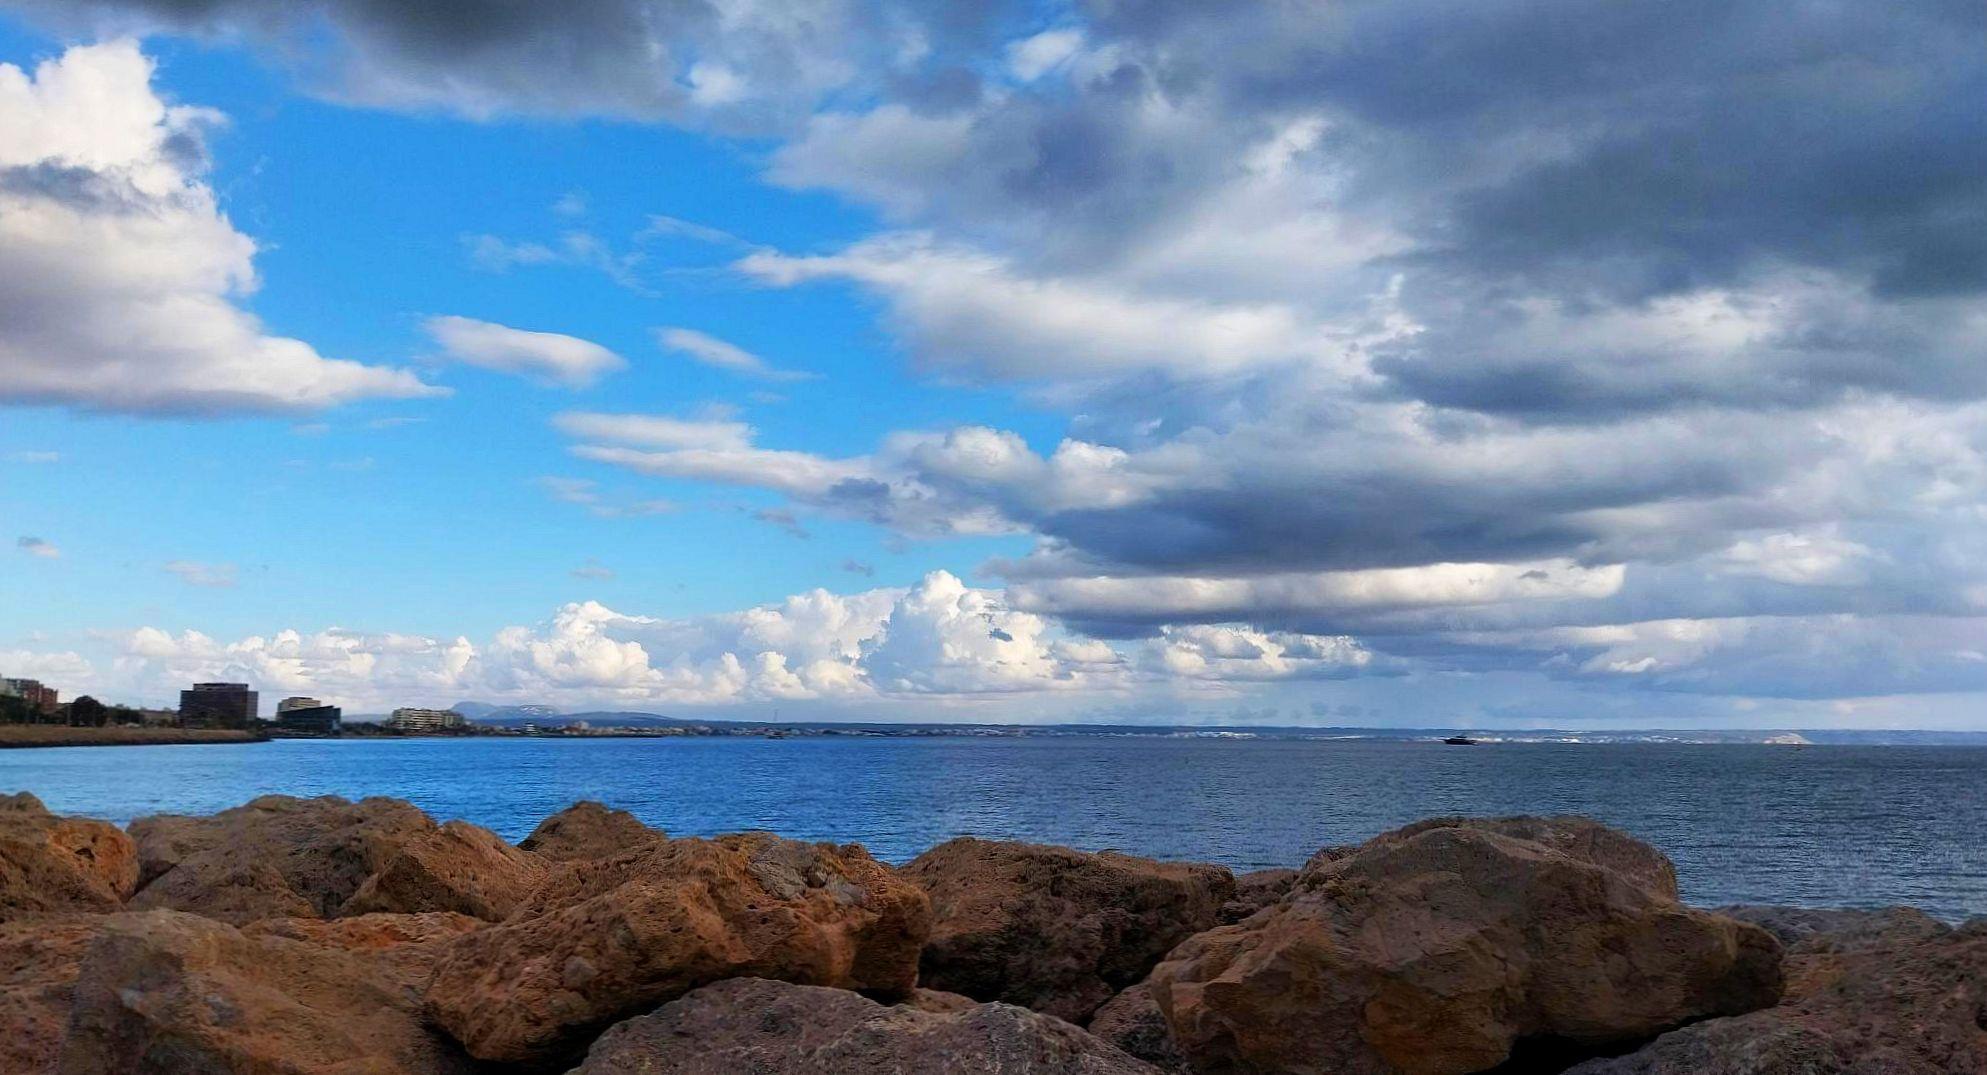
[1442,735,1478,745]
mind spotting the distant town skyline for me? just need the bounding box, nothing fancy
[3,3,1986,728]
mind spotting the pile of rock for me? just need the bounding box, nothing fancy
[0,791,1974,1073]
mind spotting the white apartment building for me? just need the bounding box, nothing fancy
[386,707,465,732]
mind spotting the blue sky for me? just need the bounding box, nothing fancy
[3,2,1986,726]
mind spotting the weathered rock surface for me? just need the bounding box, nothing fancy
[0,792,138,917]
[128,794,439,923]
[570,976,1161,1074]
[904,838,1236,1023]
[58,909,473,1074]
[1089,982,1190,1073]
[521,800,665,862]
[343,819,547,921]
[1220,868,1297,923]
[244,910,486,985]
[1570,914,1987,1074]
[0,914,110,1074]
[426,831,931,1065]
[1715,903,1951,952]
[1148,818,1783,1075]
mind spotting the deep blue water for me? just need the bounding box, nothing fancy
[4,737,1985,919]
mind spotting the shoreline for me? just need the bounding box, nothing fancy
[0,726,265,749]
[0,793,1973,1073]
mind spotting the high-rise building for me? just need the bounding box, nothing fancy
[273,704,342,737]
[276,696,324,713]
[180,682,258,728]
[3,678,58,711]
[386,707,466,733]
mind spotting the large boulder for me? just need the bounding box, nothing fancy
[58,909,474,1074]
[1570,914,1987,1074]
[342,819,547,921]
[903,838,1236,1022]
[570,976,1161,1074]
[127,795,439,924]
[520,800,665,862]
[1148,817,1783,1075]
[0,793,138,917]
[0,914,111,1074]
[425,832,932,1065]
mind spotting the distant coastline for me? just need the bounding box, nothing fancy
[0,726,265,749]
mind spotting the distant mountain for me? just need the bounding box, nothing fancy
[451,705,697,729]
[452,701,562,721]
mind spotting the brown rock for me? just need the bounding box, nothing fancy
[244,911,485,985]
[1088,982,1191,1073]
[425,832,931,1065]
[1149,819,1783,1075]
[128,794,439,924]
[0,914,110,1074]
[1358,814,1682,898]
[1715,904,1951,953]
[342,819,547,921]
[1220,867,1297,923]
[1570,916,1987,1074]
[0,792,138,917]
[907,986,981,1013]
[521,800,665,862]
[903,838,1236,1023]
[569,976,1161,1074]
[58,909,474,1074]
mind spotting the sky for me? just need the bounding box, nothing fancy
[1,1,1985,727]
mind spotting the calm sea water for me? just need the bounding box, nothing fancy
[4,737,1985,919]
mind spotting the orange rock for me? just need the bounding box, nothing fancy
[244,911,485,986]
[520,800,666,862]
[1571,912,1987,1074]
[903,838,1235,1023]
[570,977,1162,1073]
[58,909,474,1074]
[424,832,931,1065]
[1149,819,1782,1075]
[128,795,438,924]
[342,819,546,921]
[0,914,110,1074]
[0,792,137,917]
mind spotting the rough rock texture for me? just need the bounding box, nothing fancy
[426,832,932,1065]
[342,819,547,921]
[128,794,439,924]
[1148,818,1783,1075]
[58,909,474,1075]
[1570,915,1987,1074]
[1362,815,1682,898]
[520,801,665,862]
[244,911,485,985]
[1715,904,1951,952]
[0,792,138,917]
[1088,982,1190,1073]
[1220,868,1297,923]
[570,977,1161,1074]
[0,915,110,1075]
[904,838,1236,1023]
[907,987,981,1013]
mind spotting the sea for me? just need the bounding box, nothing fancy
[6,735,1986,920]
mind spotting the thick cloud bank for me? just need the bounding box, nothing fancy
[8,2,1987,718]
[0,41,434,413]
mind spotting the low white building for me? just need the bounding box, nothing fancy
[386,707,466,732]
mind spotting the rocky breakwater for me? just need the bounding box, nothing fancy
[0,795,1974,1074]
